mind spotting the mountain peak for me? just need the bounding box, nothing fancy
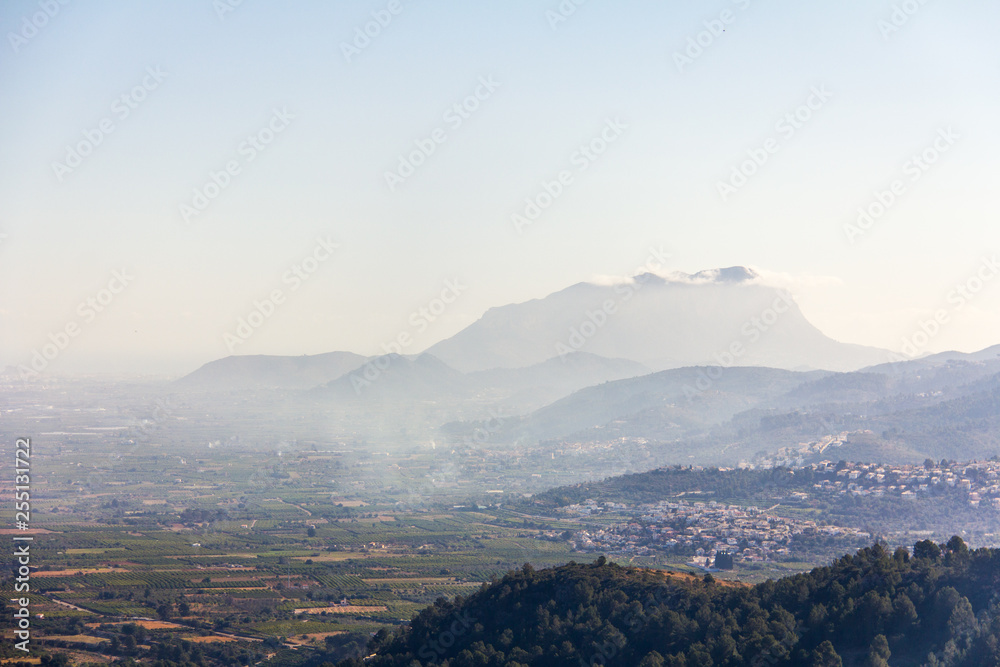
[627,266,759,287]
[689,266,759,283]
[426,268,886,373]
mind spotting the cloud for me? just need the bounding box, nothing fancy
[586,273,635,286]
[750,268,844,292]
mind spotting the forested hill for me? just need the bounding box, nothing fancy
[526,465,815,508]
[338,539,1000,667]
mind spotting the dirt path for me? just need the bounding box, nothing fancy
[50,598,96,614]
[282,499,312,516]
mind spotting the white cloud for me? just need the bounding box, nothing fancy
[750,268,844,292]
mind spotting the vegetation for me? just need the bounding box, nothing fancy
[6,377,1000,665]
[344,538,1000,667]
[528,465,1000,539]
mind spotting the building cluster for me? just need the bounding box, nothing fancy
[742,431,855,469]
[794,460,1000,508]
[561,499,870,565]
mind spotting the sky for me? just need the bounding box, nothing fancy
[2,0,999,377]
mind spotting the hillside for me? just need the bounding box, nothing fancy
[453,366,823,444]
[466,352,649,413]
[426,269,889,373]
[341,540,1000,666]
[174,351,367,390]
[171,346,1000,465]
[456,356,1000,462]
[317,353,472,401]
[525,462,1000,539]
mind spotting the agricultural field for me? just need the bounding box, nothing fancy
[0,410,602,666]
[0,380,920,665]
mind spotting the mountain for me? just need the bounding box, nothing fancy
[919,344,1000,364]
[784,355,1000,409]
[318,351,649,404]
[179,348,649,416]
[467,352,650,413]
[437,346,1000,461]
[318,353,472,401]
[481,366,821,443]
[850,371,1000,460]
[426,268,889,373]
[176,342,1000,463]
[522,367,810,439]
[311,352,654,424]
[175,351,366,390]
[345,540,1000,667]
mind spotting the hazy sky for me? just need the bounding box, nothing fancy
[2,0,999,376]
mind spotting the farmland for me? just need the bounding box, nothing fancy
[1,460,585,663]
[0,381,606,665]
[4,377,1000,665]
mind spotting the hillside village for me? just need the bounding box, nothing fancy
[554,457,1000,567]
[783,458,1000,507]
[560,498,870,566]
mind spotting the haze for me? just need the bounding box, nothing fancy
[2,0,999,376]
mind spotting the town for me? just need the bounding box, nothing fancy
[767,457,1000,508]
[559,498,871,567]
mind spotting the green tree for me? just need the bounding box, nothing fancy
[946,535,968,556]
[811,641,842,667]
[865,634,890,667]
[914,539,941,560]
[639,651,666,667]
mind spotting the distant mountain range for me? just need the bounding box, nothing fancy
[315,351,649,413]
[179,266,890,391]
[441,366,822,444]
[175,351,366,390]
[479,349,1000,463]
[425,267,889,373]
[172,270,1000,463]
